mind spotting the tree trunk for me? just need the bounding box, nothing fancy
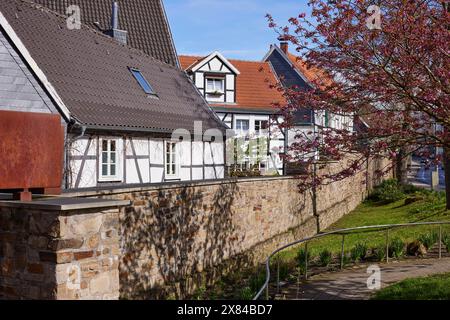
[443,145,450,210]
[395,147,409,186]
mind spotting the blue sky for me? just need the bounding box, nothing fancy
[165,0,310,61]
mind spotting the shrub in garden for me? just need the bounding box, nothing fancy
[374,246,386,261]
[442,233,450,252]
[271,258,295,281]
[239,287,254,300]
[350,242,368,262]
[296,248,311,272]
[368,179,405,204]
[389,237,405,258]
[249,272,266,293]
[401,184,423,195]
[341,253,352,266]
[418,232,439,249]
[319,249,332,267]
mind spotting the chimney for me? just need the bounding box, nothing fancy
[112,1,119,30]
[278,36,289,54]
[108,1,128,45]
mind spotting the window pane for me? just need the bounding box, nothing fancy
[110,165,116,176]
[111,152,116,164]
[172,164,176,174]
[102,164,108,176]
[102,140,108,151]
[131,69,155,94]
[110,141,116,152]
[102,152,108,164]
[215,79,224,91]
[207,79,214,91]
[237,120,249,131]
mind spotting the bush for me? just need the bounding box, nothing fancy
[389,237,405,258]
[401,184,423,194]
[319,249,332,267]
[341,253,352,266]
[249,272,266,293]
[271,258,295,281]
[239,287,254,300]
[296,248,311,272]
[192,286,206,300]
[418,232,439,249]
[443,233,450,252]
[368,179,405,204]
[374,246,386,261]
[350,242,368,262]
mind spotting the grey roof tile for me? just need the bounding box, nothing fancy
[31,0,179,67]
[1,0,225,134]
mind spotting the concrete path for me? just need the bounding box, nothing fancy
[276,257,450,300]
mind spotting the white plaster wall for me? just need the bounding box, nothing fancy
[125,138,150,184]
[69,137,97,189]
[209,57,222,71]
[195,73,204,88]
[179,140,192,181]
[226,91,234,103]
[150,140,164,183]
[226,74,234,89]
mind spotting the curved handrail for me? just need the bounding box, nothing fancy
[253,220,450,300]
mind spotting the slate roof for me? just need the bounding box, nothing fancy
[32,0,179,67]
[179,55,286,112]
[0,0,224,134]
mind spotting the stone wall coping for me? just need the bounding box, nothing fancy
[0,197,131,211]
[64,175,301,197]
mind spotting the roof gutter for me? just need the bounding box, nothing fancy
[0,10,71,122]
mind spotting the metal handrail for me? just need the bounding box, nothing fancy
[253,220,450,300]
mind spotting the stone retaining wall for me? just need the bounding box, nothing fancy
[0,200,126,300]
[0,156,391,299]
[69,156,391,299]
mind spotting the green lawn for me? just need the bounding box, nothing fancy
[278,190,450,261]
[372,273,450,300]
[198,187,450,300]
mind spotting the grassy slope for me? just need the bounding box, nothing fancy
[279,191,450,260]
[372,272,450,300]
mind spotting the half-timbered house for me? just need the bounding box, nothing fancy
[263,40,354,147]
[0,0,226,191]
[179,52,287,175]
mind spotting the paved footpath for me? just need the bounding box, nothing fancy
[276,257,450,300]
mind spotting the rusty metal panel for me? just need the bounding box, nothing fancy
[0,110,64,191]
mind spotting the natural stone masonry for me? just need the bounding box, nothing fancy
[0,157,390,299]
[67,156,391,299]
[0,198,129,300]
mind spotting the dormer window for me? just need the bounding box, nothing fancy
[206,77,224,95]
[130,68,156,95]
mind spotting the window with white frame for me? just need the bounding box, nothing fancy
[165,141,179,178]
[100,138,120,181]
[236,119,249,136]
[206,78,224,94]
[255,120,269,135]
